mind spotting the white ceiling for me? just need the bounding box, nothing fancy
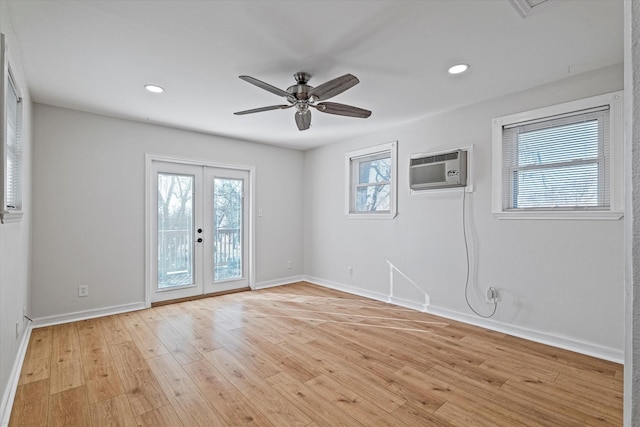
[5,0,623,150]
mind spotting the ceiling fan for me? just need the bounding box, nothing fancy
[234,72,372,131]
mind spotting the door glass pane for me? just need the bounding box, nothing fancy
[157,173,194,288]
[213,178,243,281]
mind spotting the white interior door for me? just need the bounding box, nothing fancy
[150,160,250,303]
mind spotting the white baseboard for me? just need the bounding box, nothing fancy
[254,275,305,290]
[427,305,624,364]
[1,323,33,427]
[303,276,623,364]
[31,302,146,328]
[389,295,429,312]
[303,276,391,302]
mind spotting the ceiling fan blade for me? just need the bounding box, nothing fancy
[315,102,372,118]
[295,110,311,131]
[239,75,291,98]
[234,105,292,115]
[309,74,359,101]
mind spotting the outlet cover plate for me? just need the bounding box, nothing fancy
[79,285,89,297]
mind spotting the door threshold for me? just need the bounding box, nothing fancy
[151,286,251,307]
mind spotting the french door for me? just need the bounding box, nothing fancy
[149,160,251,303]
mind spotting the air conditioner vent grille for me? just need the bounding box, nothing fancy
[410,151,459,166]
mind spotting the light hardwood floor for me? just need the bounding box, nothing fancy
[10,282,622,426]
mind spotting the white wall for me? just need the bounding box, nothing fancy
[304,64,625,361]
[30,105,304,319]
[0,0,32,419]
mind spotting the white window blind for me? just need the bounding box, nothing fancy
[1,32,24,223]
[502,106,609,211]
[5,72,22,211]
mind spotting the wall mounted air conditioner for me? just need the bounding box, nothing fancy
[410,149,467,191]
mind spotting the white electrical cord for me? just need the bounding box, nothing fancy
[462,189,497,318]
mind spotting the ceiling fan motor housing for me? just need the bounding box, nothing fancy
[288,72,313,102]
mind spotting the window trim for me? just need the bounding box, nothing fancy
[0,33,24,224]
[492,91,624,220]
[345,141,398,219]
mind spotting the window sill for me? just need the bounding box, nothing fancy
[493,210,623,221]
[347,212,397,220]
[1,210,24,224]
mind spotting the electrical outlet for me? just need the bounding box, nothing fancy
[486,287,498,302]
[78,285,89,297]
[286,260,292,269]
[347,266,353,276]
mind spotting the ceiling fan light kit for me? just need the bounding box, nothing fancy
[234,72,372,131]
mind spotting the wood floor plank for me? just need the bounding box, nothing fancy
[323,321,438,372]
[109,341,169,416]
[182,358,275,426]
[157,308,226,354]
[462,332,618,384]
[424,364,563,427]
[48,386,91,427]
[160,309,210,342]
[90,394,137,427]
[134,404,183,427]
[265,371,363,427]
[205,326,281,379]
[97,315,132,345]
[9,282,623,427]
[229,326,318,383]
[305,374,408,427]
[500,333,620,376]
[147,353,229,426]
[615,368,624,381]
[295,337,406,413]
[500,378,622,425]
[118,312,170,359]
[555,371,623,400]
[8,378,49,427]
[389,399,454,427]
[49,323,85,394]
[434,401,511,427]
[77,319,126,404]
[204,348,311,426]
[17,327,52,385]
[144,318,202,365]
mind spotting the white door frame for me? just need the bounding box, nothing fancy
[145,154,256,308]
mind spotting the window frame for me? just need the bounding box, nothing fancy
[345,141,398,219]
[492,91,623,220]
[0,33,23,224]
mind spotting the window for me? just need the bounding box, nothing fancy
[492,91,623,220]
[1,33,23,224]
[345,141,397,219]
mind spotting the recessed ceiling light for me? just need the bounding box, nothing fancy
[144,84,164,93]
[448,64,470,75]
